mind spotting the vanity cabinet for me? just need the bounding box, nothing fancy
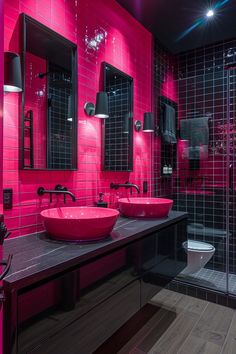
[3,212,187,354]
[141,219,187,306]
[28,281,140,354]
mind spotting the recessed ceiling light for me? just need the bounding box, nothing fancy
[206,9,214,18]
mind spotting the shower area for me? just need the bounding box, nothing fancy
[154,38,236,296]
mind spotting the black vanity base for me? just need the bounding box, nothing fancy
[3,212,187,354]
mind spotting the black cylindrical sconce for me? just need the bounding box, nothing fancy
[143,112,154,132]
[94,91,109,118]
[123,113,130,134]
[4,51,22,93]
[67,95,73,122]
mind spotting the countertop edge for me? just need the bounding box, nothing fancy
[3,212,188,292]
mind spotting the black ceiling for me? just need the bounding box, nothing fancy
[116,0,236,53]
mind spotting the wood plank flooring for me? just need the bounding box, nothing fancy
[96,289,236,354]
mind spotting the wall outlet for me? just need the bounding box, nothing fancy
[3,188,13,210]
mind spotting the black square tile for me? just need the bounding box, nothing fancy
[206,291,217,304]
[217,294,228,307]
[186,285,197,298]
[197,288,207,300]
[177,283,187,295]
[228,296,236,309]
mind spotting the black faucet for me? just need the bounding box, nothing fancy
[110,181,140,194]
[37,185,76,203]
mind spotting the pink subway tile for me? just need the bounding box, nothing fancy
[3,0,153,238]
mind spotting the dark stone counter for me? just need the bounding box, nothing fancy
[3,211,188,291]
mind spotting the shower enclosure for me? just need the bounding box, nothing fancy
[174,41,236,296]
[154,39,236,296]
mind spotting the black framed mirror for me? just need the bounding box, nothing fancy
[159,96,177,176]
[20,14,77,170]
[103,62,133,171]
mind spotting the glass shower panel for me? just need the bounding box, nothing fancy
[154,38,236,296]
[227,65,236,296]
[174,43,231,293]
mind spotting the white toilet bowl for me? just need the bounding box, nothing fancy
[182,240,215,275]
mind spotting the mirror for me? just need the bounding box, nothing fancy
[159,96,177,176]
[103,63,133,171]
[21,14,77,170]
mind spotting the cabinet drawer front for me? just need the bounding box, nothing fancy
[29,280,140,354]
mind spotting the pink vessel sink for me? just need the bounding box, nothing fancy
[40,207,119,242]
[118,198,173,218]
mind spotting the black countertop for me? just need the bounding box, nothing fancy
[3,211,187,291]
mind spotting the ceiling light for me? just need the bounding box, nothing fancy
[206,9,214,18]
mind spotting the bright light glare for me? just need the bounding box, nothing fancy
[206,9,214,17]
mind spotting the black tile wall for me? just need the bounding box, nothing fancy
[169,278,236,309]
[153,41,177,199]
[104,65,133,171]
[175,39,236,274]
[167,280,233,307]
[48,63,73,169]
[153,38,236,293]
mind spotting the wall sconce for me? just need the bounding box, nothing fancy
[123,113,130,134]
[134,112,154,132]
[4,51,22,93]
[67,95,73,122]
[84,91,109,118]
[143,112,154,132]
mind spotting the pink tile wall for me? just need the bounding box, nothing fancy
[0,0,3,217]
[3,0,153,237]
[0,1,4,352]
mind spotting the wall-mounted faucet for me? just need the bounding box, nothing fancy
[110,182,140,194]
[37,185,76,203]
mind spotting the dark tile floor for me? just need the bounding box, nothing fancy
[178,268,236,294]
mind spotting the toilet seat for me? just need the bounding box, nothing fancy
[182,240,215,275]
[183,240,215,252]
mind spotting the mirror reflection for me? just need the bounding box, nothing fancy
[103,62,133,171]
[21,14,77,170]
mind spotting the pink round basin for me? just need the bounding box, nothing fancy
[40,207,119,242]
[118,198,173,218]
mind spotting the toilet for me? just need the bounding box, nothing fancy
[182,240,215,275]
[187,223,228,265]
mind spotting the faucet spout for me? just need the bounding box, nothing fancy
[55,184,76,202]
[37,185,76,203]
[110,182,140,194]
[63,191,76,202]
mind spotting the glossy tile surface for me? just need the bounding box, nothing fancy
[4,0,153,237]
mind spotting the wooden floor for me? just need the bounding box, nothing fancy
[96,289,236,354]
